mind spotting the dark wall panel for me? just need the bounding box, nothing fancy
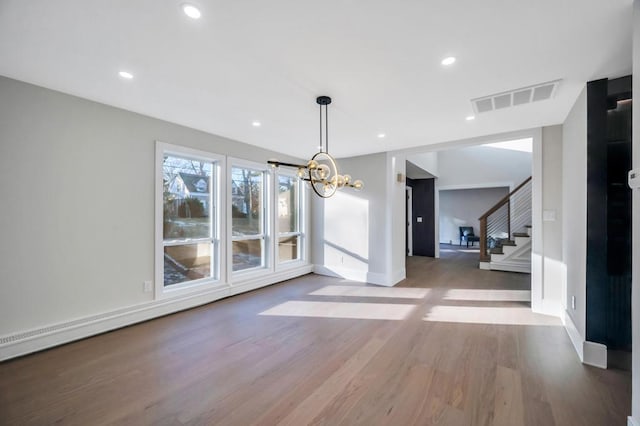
[586,78,609,344]
[407,178,435,257]
[585,76,632,350]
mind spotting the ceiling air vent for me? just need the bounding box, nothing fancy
[471,79,561,114]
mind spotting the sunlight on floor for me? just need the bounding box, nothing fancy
[260,301,416,320]
[423,305,560,326]
[443,289,531,302]
[309,285,430,299]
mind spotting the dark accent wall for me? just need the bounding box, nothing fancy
[586,76,632,350]
[407,178,435,257]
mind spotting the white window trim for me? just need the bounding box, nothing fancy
[274,168,308,271]
[155,141,227,299]
[227,157,273,283]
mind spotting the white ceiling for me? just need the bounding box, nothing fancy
[0,0,633,158]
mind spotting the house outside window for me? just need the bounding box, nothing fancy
[230,162,268,273]
[156,142,224,296]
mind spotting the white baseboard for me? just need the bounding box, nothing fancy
[562,311,608,369]
[564,311,584,362]
[534,299,563,318]
[628,416,640,426]
[0,265,312,361]
[313,264,401,287]
[583,340,607,369]
[390,268,406,286]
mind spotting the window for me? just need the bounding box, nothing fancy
[277,173,302,263]
[230,163,268,272]
[156,143,223,293]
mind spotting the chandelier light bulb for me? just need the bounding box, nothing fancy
[307,159,318,170]
[316,164,330,180]
[353,179,364,190]
[296,168,306,178]
[343,174,351,184]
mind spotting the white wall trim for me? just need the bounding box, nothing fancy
[538,298,563,318]
[563,310,608,369]
[0,265,312,361]
[530,128,544,317]
[313,264,394,287]
[400,127,542,156]
[583,340,607,369]
[437,181,515,191]
[564,310,584,361]
[390,268,406,286]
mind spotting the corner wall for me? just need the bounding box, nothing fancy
[541,125,564,314]
[0,76,304,340]
[562,87,588,343]
[311,152,406,286]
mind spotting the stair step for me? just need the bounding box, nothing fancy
[513,232,529,238]
[490,247,503,254]
[501,240,516,246]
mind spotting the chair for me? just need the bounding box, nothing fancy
[459,226,480,247]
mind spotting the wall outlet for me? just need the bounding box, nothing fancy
[143,280,153,293]
[571,295,576,310]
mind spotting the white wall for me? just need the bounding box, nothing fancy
[435,145,532,190]
[311,151,407,287]
[388,152,407,282]
[439,187,508,244]
[540,125,564,315]
[0,76,305,338]
[311,153,389,285]
[562,87,588,342]
[409,151,438,177]
[631,1,640,423]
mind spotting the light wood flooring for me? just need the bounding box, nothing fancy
[0,248,631,425]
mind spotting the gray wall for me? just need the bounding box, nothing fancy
[439,187,508,245]
[0,76,302,335]
[562,86,588,339]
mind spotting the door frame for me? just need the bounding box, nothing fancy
[406,186,413,256]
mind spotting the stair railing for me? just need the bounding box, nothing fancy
[478,176,532,262]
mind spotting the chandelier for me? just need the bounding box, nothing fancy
[268,96,363,198]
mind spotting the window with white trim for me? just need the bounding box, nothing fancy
[157,143,223,292]
[277,172,303,264]
[230,163,268,272]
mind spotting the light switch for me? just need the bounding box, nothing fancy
[417,217,423,223]
[543,209,556,222]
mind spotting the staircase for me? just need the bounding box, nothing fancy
[478,177,532,273]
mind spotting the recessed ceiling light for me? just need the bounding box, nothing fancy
[377,133,386,138]
[466,115,475,121]
[441,56,456,66]
[118,71,133,79]
[182,3,201,19]
[252,121,261,127]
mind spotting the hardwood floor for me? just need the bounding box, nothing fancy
[0,249,631,425]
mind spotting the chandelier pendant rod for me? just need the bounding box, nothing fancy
[325,102,329,155]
